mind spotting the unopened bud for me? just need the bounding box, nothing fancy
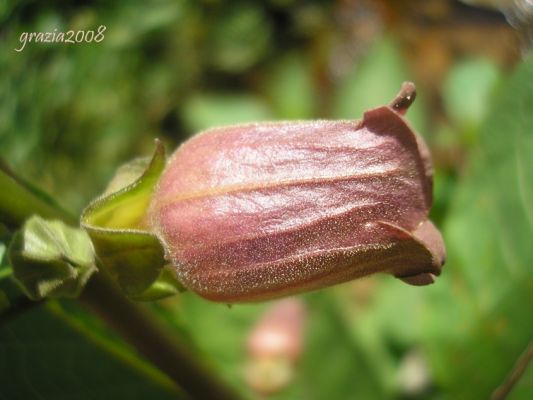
[244,298,307,395]
[148,82,445,302]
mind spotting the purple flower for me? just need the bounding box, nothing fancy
[148,83,445,302]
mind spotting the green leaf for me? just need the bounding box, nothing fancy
[424,55,533,398]
[8,216,96,300]
[264,53,316,119]
[0,162,76,228]
[81,140,182,300]
[443,58,501,137]
[208,4,272,73]
[297,293,386,399]
[0,301,183,399]
[182,92,274,133]
[331,36,427,133]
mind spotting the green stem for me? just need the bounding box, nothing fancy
[81,274,243,400]
[491,340,533,400]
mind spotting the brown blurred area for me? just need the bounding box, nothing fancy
[332,0,521,119]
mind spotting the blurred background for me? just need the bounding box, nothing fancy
[1,0,532,399]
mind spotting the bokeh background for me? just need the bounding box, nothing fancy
[1,0,532,399]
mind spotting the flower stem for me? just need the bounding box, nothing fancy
[80,273,244,400]
[491,340,533,400]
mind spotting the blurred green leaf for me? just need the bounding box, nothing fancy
[0,302,182,399]
[9,216,96,300]
[174,293,267,397]
[0,165,75,228]
[208,4,272,72]
[424,55,533,398]
[332,36,427,133]
[173,291,387,400]
[297,294,385,399]
[336,278,429,392]
[182,92,274,133]
[264,53,316,119]
[443,58,501,142]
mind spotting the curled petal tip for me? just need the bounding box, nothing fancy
[390,81,417,115]
[396,220,445,286]
[399,272,436,286]
[413,220,446,272]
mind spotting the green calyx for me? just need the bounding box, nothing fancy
[81,140,184,301]
[8,216,97,300]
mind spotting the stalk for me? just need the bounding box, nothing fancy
[80,273,243,400]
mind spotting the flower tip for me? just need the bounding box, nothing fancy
[389,81,417,115]
[399,273,437,286]
[413,220,446,271]
[398,220,446,286]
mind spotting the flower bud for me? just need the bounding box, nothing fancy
[247,298,306,362]
[148,82,445,302]
[244,298,307,395]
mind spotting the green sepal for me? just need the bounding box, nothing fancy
[130,266,186,302]
[8,216,97,300]
[81,140,183,301]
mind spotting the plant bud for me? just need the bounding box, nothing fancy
[247,298,306,362]
[148,82,445,302]
[245,298,307,395]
